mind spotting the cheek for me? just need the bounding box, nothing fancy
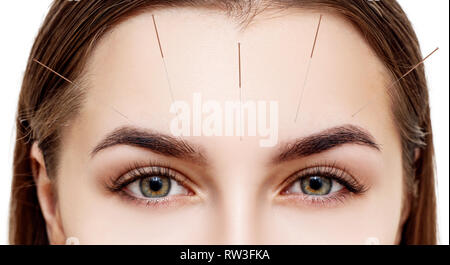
[56,171,219,244]
[265,193,402,244]
[55,162,404,244]
[264,172,404,244]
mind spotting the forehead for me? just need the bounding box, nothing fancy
[78,7,394,151]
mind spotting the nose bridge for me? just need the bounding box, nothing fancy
[204,138,271,244]
[214,166,262,244]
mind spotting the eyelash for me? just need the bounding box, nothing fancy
[106,161,367,208]
[106,161,195,207]
[279,162,368,207]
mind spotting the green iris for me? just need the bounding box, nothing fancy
[300,176,332,195]
[139,176,171,198]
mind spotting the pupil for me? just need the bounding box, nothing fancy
[309,176,323,190]
[149,177,163,191]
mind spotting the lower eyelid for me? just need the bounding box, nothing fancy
[302,192,350,206]
[118,188,200,209]
[276,190,353,208]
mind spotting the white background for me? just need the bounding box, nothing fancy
[0,0,448,244]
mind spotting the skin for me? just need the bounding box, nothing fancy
[32,7,408,244]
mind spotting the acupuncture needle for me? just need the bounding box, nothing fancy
[294,14,323,122]
[238,42,243,141]
[152,14,175,105]
[32,58,134,124]
[351,47,439,117]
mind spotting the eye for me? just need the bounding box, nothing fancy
[127,173,190,199]
[110,166,193,201]
[280,165,367,205]
[286,175,343,196]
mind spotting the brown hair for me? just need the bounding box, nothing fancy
[10,0,436,244]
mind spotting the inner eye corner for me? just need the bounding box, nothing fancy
[278,178,300,195]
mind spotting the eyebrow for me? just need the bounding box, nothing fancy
[274,125,380,163]
[91,126,206,164]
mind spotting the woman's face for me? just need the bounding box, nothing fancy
[49,8,405,244]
